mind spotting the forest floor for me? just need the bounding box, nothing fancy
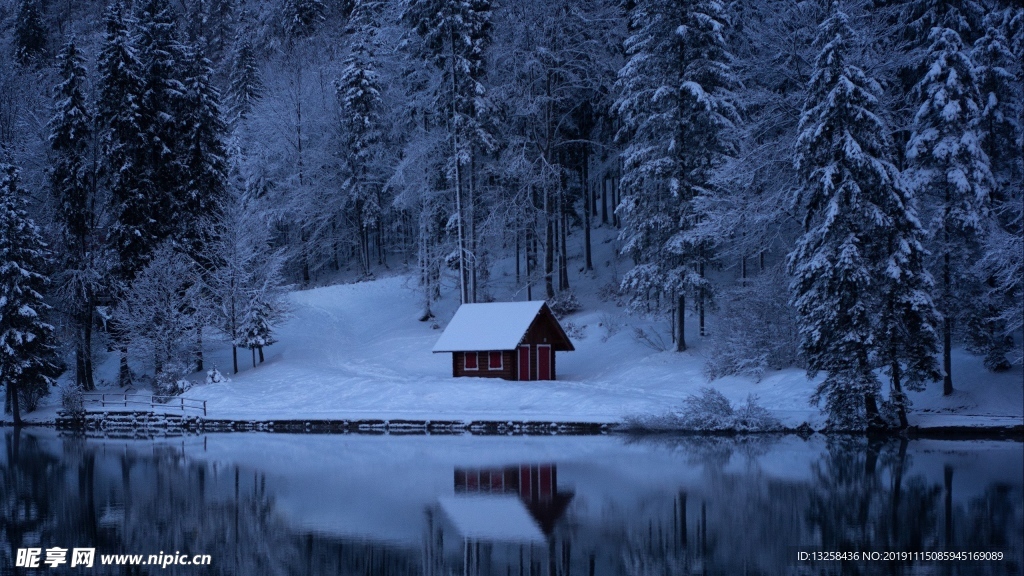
[17,249,1024,430]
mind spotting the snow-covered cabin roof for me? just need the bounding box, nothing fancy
[432,301,573,352]
[438,495,546,543]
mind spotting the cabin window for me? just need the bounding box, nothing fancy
[489,351,503,370]
[465,352,479,370]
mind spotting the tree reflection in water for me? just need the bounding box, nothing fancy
[0,429,1019,575]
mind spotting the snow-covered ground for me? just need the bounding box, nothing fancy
[19,264,1021,429]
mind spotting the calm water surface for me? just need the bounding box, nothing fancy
[0,429,1021,575]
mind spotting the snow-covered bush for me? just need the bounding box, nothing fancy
[206,366,230,384]
[154,362,194,398]
[598,312,624,342]
[561,320,585,340]
[60,384,85,418]
[703,265,802,381]
[623,387,782,432]
[549,290,582,317]
[18,380,49,412]
[633,327,670,351]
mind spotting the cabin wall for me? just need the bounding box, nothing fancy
[452,351,515,379]
[515,345,558,381]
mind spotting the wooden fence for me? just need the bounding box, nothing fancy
[81,393,207,417]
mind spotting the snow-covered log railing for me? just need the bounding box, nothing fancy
[81,393,207,416]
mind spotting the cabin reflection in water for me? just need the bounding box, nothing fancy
[427,464,576,576]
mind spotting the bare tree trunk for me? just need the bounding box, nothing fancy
[698,258,706,337]
[82,303,95,390]
[119,347,131,387]
[515,229,521,286]
[582,165,593,271]
[601,175,609,225]
[560,197,569,290]
[469,153,478,303]
[8,381,20,424]
[942,249,953,395]
[676,293,687,352]
[196,325,204,372]
[544,185,555,299]
[891,362,909,429]
[526,225,534,301]
[612,169,620,228]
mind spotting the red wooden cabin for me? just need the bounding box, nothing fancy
[432,301,574,380]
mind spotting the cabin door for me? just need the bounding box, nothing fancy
[537,345,552,380]
[518,346,531,381]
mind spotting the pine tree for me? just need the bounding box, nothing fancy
[241,296,277,367]
[14,0,47,65]
[97,0,149,282]
[789,4,938,430]
[337,3,385,275]
[226,30,264,125]
[980,7,1023,365]
[283,0,326,39]
[50,39,94,256]
[97,0,148,387]
[134,0,189,255]
[614,0,739,351]
[0,162,59,425]
[176,43,229,260]
[967,10,1020,371]
[49,38,99,391]
[906,1,993,395]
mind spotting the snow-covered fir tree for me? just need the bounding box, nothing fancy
[0,162,59,424]
[905,0,993,395]
[979,6,1024,366]
[789,4,938,430]
[98,0,150,282]
[175,43,229,261]
[226,29,264,126]
[337,2,386,276]
[614,0,739,351]
[14,0,47,65]
[48,38,99,391]
[133,0,190,253]
[966,9,1021,372]
[240,295,277,367]
[283,0,326,39]
[97,0,148,387]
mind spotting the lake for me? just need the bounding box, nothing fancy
[1,429,1021,575]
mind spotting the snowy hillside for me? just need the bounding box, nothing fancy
[180,273,1023,427]
[23,266,1005,429]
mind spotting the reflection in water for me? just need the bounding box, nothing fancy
[0,430,1020,575]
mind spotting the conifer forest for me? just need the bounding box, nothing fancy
[0,0,1021,429]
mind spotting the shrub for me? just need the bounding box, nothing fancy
[624,387,783,432]
[18,380,49,412]
[703,265,803,381]
[154,361,193,397]
[59,384,85,418]
[549,290,582,317]
[206,366,230,385]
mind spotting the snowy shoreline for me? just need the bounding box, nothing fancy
[4,415,1022,439]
